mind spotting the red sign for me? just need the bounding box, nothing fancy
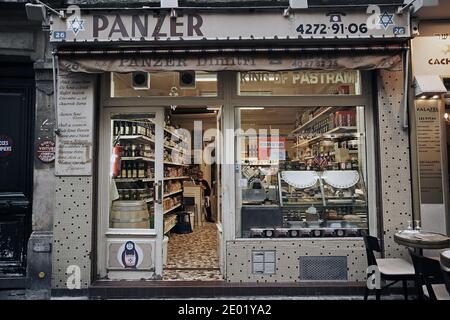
[36,139,56,163]
[0,135,13,158]
[258,137,286,161]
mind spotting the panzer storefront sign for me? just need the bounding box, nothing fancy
[50,10,410,43]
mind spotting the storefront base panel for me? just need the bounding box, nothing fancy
[86,280,367,299]
[226,239,366,283]
[52,176,93,289]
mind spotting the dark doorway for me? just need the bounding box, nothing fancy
[0,63,34,276]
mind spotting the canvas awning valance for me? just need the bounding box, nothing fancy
[56,44,406,74]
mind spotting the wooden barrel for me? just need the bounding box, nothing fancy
[111,200,150,229]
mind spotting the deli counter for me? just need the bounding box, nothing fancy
[241,167,368,238]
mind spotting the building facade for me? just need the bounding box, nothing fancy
[2,0,449,298]
[0,0,55,292]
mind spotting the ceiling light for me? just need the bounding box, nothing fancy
[206,107,221,111]
[240,107,265,110]
[432,95,439,99]
[420,95,427,99]
[195,73,217,82]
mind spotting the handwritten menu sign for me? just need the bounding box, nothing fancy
[55,74,94,176]
[415,100,444,204]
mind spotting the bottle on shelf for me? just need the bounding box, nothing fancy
[132,121,138,135]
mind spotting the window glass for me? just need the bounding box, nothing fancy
[111,71,218,97]
[238,70,361,96]
[110,113,157,230]
[235,106,368,238]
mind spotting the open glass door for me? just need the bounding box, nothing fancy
[99,107,164,280]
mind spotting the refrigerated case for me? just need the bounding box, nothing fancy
[279,169,368,237]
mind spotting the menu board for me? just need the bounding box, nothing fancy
[415,100,444,204]
[55,74,94,176]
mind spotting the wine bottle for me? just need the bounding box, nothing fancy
[119,121,125,135]
[121,161,127,178]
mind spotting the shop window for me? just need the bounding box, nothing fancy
[238,70,361,96]
[111,71,218,97]
[236,106,368,239]
[109,113,158,230]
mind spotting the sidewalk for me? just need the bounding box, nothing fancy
[0,289,407,300]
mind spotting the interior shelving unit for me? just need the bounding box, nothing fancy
[112,118,190,233]
[290,107,360,170]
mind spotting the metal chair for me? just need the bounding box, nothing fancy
[363,235,415,300]
[441,265,450,296]
[409,249,450,300]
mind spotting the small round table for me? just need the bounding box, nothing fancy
[441,249,450,269]
[394,231,450,254]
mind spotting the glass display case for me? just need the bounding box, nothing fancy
[236,105,369,238]
[279,169,368,237]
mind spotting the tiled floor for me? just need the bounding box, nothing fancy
[164,221,222,281]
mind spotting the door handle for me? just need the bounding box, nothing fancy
[155,180,163,204]
[0,200,29,210]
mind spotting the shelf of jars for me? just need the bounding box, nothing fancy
[292,127,358,149]
[241,158,280,166]
[291,107,334,134]
[164,189,183,197]
[291,109,359,169]
[117,135,188,155]
[164,203,182,214]
[114,176,189,183]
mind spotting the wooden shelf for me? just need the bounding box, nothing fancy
[117,135,153,143]
[297,149,359,162]
[164,189,183,198]
[164,214,178,234]
[293,127,358,149]
[165,144,187,154]
[292,107,333,134]
[114,176,190,183]
[164,161,190,166]
[121,156,155,162]
[164,203,182,214]
[116,134,189,154]
[164,176,190,181]
[114,177,154,182]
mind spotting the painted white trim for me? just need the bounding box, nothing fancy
[97,105,165,279]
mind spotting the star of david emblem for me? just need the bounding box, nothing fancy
[68,16,85,35]
[379,11,394,30]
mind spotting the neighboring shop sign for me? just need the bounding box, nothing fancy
[50,10,410,43]
[0,134,13,158]
[55,73,94,176]
[411,22,450,76]
[36,139,56,163]
[415,100,444,204]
